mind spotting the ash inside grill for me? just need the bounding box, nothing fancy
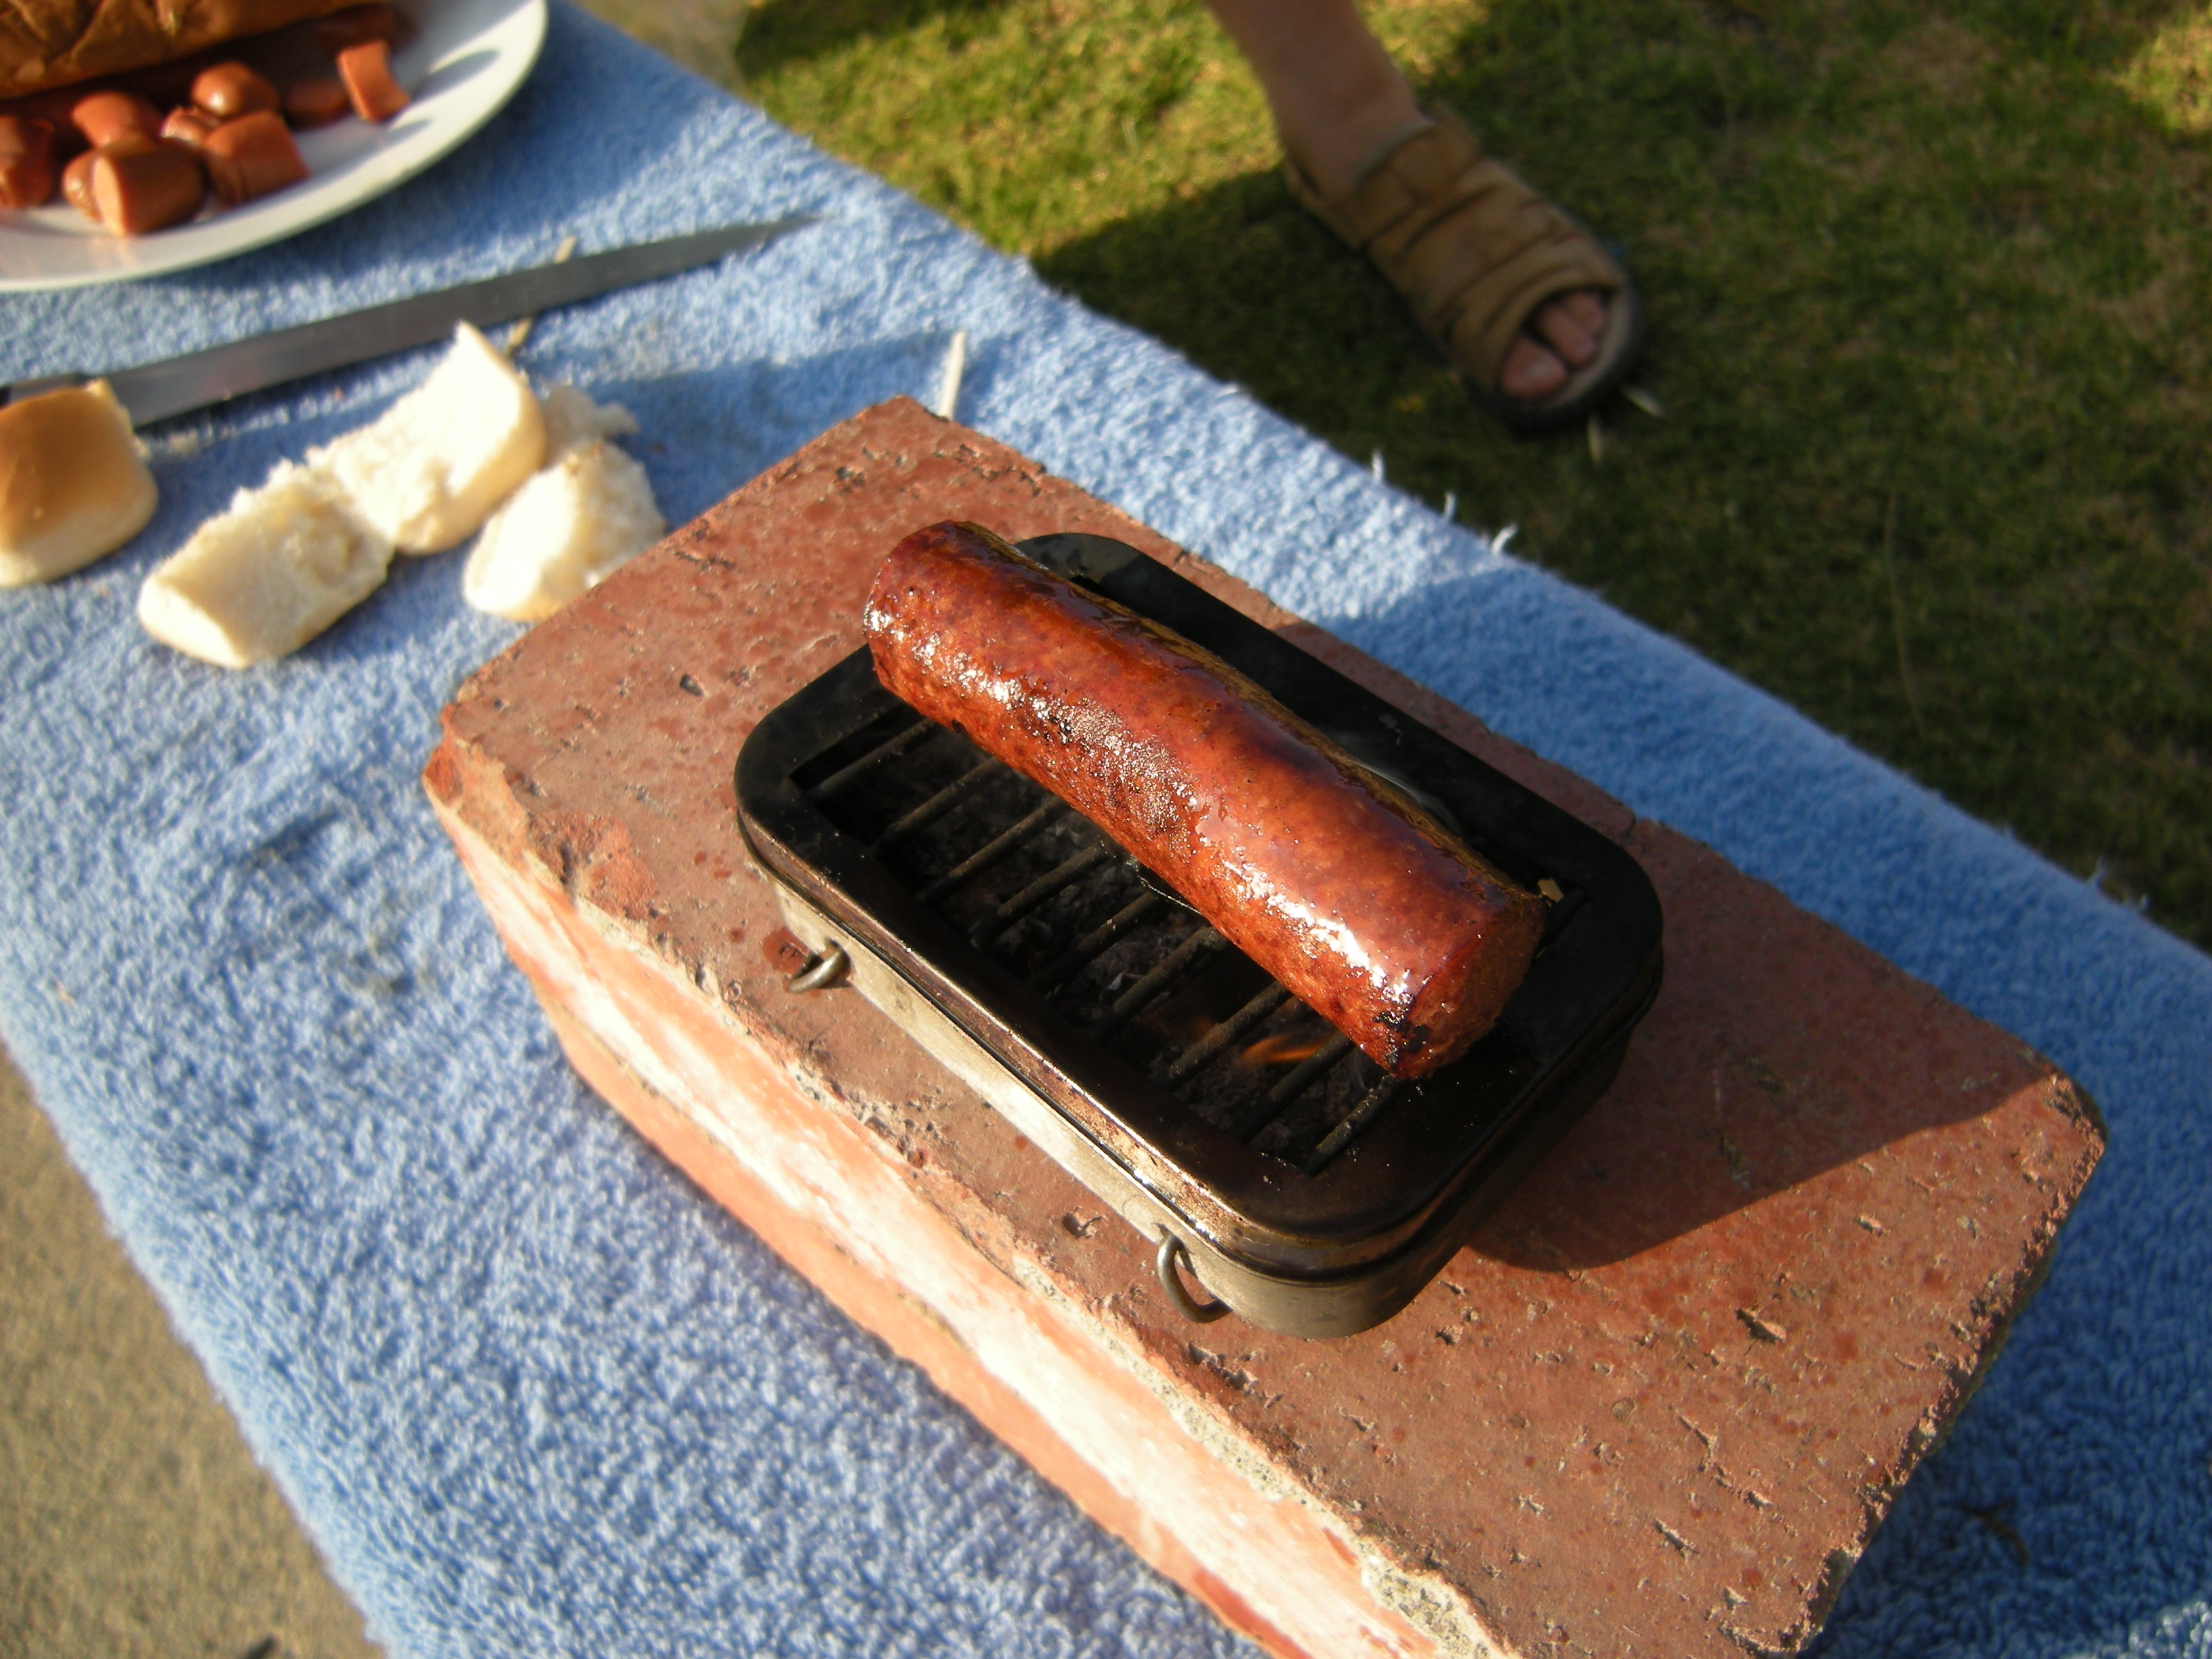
[797,703,1413,1174]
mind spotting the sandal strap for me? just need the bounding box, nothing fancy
[1286,109,1625,389]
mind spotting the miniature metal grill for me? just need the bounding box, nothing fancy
[737,534,1664,1338]
[806,704,1420,1179]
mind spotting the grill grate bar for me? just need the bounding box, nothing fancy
[810,718,935,800]
[1164,982,1292,1085]
[874,757,1004,852]
[915,800,1067,904]
[1037,892,1164,991]
[817,703,1435,1178]
[1088,927,1228,1042]
[972,841,1122,945]
[1231,1032,1355,1140]
[1267,1032,1355,1105]
[1301,1077,1404,1174]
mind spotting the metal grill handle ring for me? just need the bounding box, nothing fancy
[1155,1229,1232,1324]
[787,943,851,994]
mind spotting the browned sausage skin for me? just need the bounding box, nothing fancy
[863,522,1549,1078]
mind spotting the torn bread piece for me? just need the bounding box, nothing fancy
[538,382,638,451]
[315,322,545,554]
[462,384,663,624]
[0,380,158,588]
[137,462,393,668]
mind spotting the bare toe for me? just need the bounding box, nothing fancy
[1534,296,1600,369]
[1500,335,1568,401]
[1562,291,1608,335]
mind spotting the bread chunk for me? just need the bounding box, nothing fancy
[462,385,663,623]
[0,380,157,587]
[137,461,392,668]
[314,322,545,554]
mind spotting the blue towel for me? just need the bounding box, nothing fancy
[1,8,2205,1656]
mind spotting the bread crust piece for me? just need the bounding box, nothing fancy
[863,520,1549,1078]
[0,380,156,587]
[1,0,358,98]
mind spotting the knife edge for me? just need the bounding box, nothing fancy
[3,214,815,429]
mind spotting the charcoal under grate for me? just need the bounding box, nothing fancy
[737,533,1663,1338]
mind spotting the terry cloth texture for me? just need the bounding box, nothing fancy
[1,8,2207,1657]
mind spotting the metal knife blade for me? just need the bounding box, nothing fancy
[3,214,815,428]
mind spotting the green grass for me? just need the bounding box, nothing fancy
[715,0,2212,946]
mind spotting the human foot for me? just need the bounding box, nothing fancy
[1500,290,1611,401]
[1282,110,1643,431]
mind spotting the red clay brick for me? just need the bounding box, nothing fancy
[428,398,2102,1659]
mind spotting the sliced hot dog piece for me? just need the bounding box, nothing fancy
[863,523,1551,1078]
[191,62,281,121]
[335,40,409,122]
[315,3,402,55]
[69,89,161,149]
[63,132,158,217]
[161,106,218,150]
[0,115,57,209]
[61,146,103,218]
[89,140,206,234]
[282,77,352,129]
[201,110,308,207]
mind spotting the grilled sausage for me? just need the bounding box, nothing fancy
[0,114,56,207]
[201,110,307,206]
[863,521,1549,1079]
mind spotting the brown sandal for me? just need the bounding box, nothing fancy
[1284,108,1644,434]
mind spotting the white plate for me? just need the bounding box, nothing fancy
[0,0,546,292]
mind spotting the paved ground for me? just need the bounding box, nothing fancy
[0,1046,382,1659]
